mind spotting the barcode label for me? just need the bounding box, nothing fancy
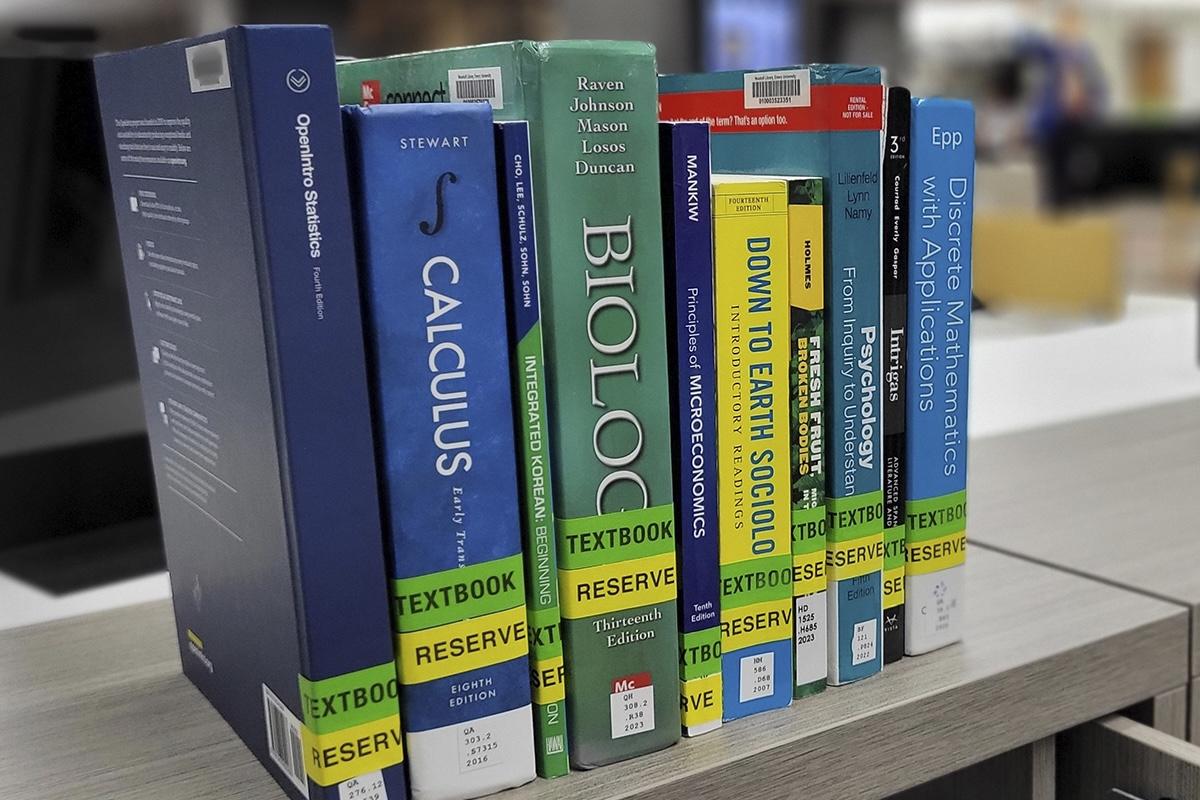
[744,69,810,109]
[456,77,496,100]
[263,684,310,798]
[448,67,504,109]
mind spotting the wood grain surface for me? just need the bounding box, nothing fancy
[889,737,1054,800]
[1126,685,1190,740]
[1151,686,1190,740]
[1058,715,1200,800]
[970,399,1200,677]
[1193,677,1200,746]
[0,548,1187,800]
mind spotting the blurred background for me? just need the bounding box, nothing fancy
[1,0,1197,630]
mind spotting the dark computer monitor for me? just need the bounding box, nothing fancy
[0,50,162,593]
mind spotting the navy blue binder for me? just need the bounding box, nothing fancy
[95,26,406,800]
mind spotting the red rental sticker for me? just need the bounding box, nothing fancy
[659,85,883,134]
[612,672,652,693]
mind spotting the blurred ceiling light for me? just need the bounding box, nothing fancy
[904,1,1024,53]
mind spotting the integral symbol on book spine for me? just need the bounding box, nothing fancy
[420,171,458,235]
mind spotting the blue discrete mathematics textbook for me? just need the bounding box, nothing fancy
[659,121,722,736]
[94,26,406,800]
[661,65,885,685]
[342,102,536,800]
[904,97,974,656]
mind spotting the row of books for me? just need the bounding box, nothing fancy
[659,80,971,728]
[94,25,971,800]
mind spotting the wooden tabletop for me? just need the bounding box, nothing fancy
[971,398,1200,676]
[0,547,1187,800]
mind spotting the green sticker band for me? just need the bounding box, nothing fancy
[680,627,722,682]
[516,321,561,611]
[534,701,570,777]
[884,525,906,570]
[791,504,827,554]
[391,553,525,632]
[527,604,563,662]
[719,554,792,610]
[555,503,675,570]
[826,490,884,542]
[298,662,401,735]
[905,489,967,543]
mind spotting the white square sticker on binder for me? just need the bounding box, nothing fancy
[744,69,810,109]
[186,40,232,93]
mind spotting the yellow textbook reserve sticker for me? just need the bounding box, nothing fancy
[396,604,528,684]
[720,597,792,653]
[791,548,825,596]
[559,550,677,619]
[906,530,966,576]
[530,653,566,705]
[303,712,405,786]
[826,533,884,581]
[680,671,722,728]
[883,565,905,606]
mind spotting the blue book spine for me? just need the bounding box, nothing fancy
[824,93,885,686]
[659,122,721,736]
[659,65,885,685]
[342,103,535,800]
[904,98,973,655]
[95,25,406,800]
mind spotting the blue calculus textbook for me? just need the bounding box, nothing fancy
[343,102,536,800]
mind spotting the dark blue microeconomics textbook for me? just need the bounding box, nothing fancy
[342,102,536,800]
[94,26,406,800]
[659,121,722,736]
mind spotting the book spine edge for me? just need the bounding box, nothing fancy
[237,28,406,799]
[521,42,682,768]
[343,106,535,800]
[787,178,828,697]
[824,92,884,686]
[713,183,794,720]
[661,123,723,735]
[882,87,911,665]
[904,99,973,656]
[496,120,572,778]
